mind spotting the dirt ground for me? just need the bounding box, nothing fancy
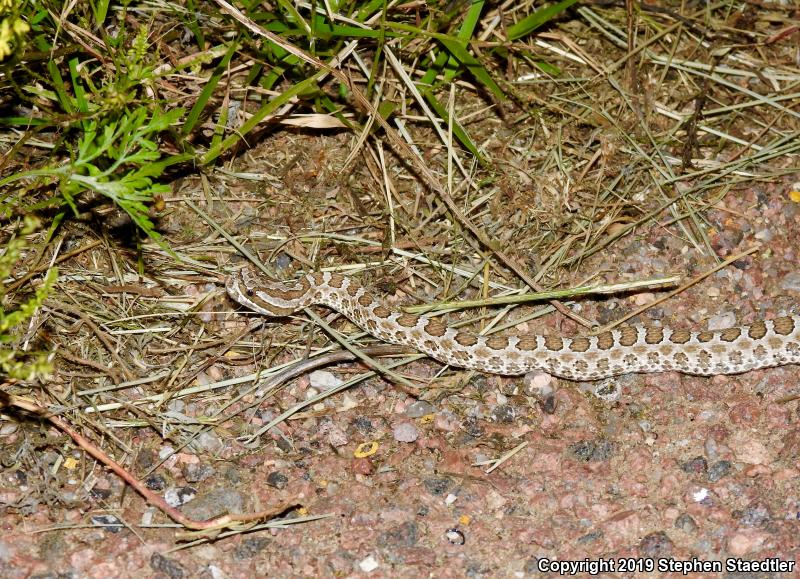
[2,2,800,578]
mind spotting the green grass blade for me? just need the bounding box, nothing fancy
[506,0,579,41]
[47,59,73,114]
[434,34,504,100]
[423,92,484,163]
[182,41,238,136]
[68,57,89,114]
[201,70,326,165]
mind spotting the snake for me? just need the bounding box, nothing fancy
[226,269,800,380]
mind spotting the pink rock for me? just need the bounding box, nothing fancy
[602,510,643,543]
[434,411,459,432]
[351,457,374,476]
[728,402,761,425]
[727,529,769,556]
[176,452,200,464]
[393,422,420,443]
[743,464,771,477]
[729,432,774,465]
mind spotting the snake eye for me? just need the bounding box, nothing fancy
[246,288,254,297]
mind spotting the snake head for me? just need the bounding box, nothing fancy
[227,268,313,316]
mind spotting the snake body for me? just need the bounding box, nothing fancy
[227,269,800,380]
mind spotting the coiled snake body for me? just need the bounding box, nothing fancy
[227,269,800,380]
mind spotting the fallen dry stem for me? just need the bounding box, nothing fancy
[1,391,300,537]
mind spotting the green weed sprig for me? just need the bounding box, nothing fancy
[0,107,189,248]
[0,217,55,382]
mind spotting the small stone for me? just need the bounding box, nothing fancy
[708,312,736,331]
[309,370,343,390]
[338,393,359,412]
[181,487,244,521]
[735,502,771,527]
[491,404,515,424]
[674,513,697,532]
[234,536,270,560]
[326,425,349,448]
[275,252,293,270]
[352,457,374,476]
[729,433,773,465]
[680,456,708,475]
[780,271,800,292]
[192,431,223,454]
[351,416,376,435]
[136,448,157,470]
[358,555,379,573]
[405,401,436,418]
[423,477,453,496]
[690,487,711,504]
[461,417,483,438]
[707,460,732,482]
[524,372,554,397]
[151,553,185,579]
[183,463,216,483]
[159,446,176,460]
[377,521,418,548]
[705,286,720,298]
[90,514,123,533]
[434,411,459,432]
[592,379,621,402]
[638,531,673,558]
[568,439,614,462]
[164,486,197,507]
[0,423,19,436]
[89,487,112,500]
[393,422,420,443]
[266,471,289,489]
[727,530,768,557]
[145,474,167,491]
[753,228,773,242]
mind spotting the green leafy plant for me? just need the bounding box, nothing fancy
[0,217,56,382]
[0,107,190,248]
[3,6,187,247]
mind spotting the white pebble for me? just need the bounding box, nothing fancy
[359,555,379,573]
[309,370,343,390]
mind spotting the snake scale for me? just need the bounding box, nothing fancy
[227,269,800,380]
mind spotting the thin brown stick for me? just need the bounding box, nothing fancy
[1,390,299,537]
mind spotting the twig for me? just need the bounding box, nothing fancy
[1,390,300,538]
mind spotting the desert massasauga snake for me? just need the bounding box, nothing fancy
[226,268,800,380]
